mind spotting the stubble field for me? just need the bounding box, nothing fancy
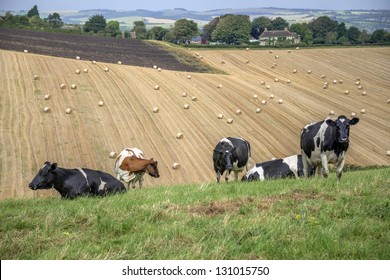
[0,29,389,199]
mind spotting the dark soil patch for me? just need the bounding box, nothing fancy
[0,27,200,72]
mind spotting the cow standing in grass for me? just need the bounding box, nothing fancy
[300,115,359,180]
[213,137,251,183]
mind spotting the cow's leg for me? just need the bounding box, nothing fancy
[225,170,230,183]
[301,153,309,178]
[139,176,144,189]
[336,157,346,180]
[321,154,329,178]
[234,171,239,182]
[216,171,221,183]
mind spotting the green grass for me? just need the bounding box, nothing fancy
[0,167,389,260]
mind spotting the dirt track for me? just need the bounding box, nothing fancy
[0,45,389,199]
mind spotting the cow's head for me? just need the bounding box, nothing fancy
[215,147,236,171]
[146,159,160,178]
[29,161,58,190]
[326,115,359,144]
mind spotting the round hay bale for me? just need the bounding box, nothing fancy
[157,67,162,72]
[83,68,88,73]
[187,75,192,79]
[24,49,28,53]
[261,100,267,105]
[307,70,312,74]
[183,104,190,110]
[260,81,265,85]
[296,47,300,50]
[236,109,242,115]
[293,69,297,73]
[360,108,366,114]
[75,69,81,74]
[92,60,97,64]
[246,47,250,51]
[269,50,273,54]
[71,84,77,89]
[386,151,390,156]
[109,152,117,158]
[256,108,262,113]
[154,85,160,90]
[217,113,224,119]
[33,75,39,80]
[356,77,361,81]
[338,80,343,84]
[172,162,180,170]
[217,84,223,89]
[118,61,122,65]
[355,81,361,85]
[362,91,367,96]
[323,85,328,89]
[43,107,50,113]
[351,112,357,117]
[103,67,109,72]
[266,85,271,89]
[153,65,158,69]
[44,94,51,100]
[191,96,197,101]
[278,99,283,104]
[227,118,234,124]
[344,90,349,95]
[65,108,72,114]
[221,60,225,64]
[270,94,275,99]
[98,101,104,107]
[275,55,279,59]
[176,132,184,139]
[253,94,258,99]
[60,84,66,89]
[329,110,335,115]
[321,75,326,79]
[244,60,249,64]
[287,79,292,84]
[182,92,187,97]
[333,80,338,84]
[152,107,159,113]
[76,56,80,60]
[274,78,279,82]
[386,99,390,104]
[358,85,363,90]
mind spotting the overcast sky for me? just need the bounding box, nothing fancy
[1,0,389,11]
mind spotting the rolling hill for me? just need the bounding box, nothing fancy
[0,39,389,199]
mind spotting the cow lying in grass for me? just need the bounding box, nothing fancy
[242,155,315,181]
[29,161,126,199]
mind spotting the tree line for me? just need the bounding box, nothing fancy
[1,5,389,45]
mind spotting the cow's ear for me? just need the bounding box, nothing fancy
[325,119,336,127]
[350,117,359,125]
[50,163,57,171]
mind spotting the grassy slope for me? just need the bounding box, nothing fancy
[1,167,389,260]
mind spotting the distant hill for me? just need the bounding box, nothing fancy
[2,7,389,32]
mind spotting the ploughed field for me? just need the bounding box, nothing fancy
[0,28,389,199]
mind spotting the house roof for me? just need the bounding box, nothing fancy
[259,28,298,38]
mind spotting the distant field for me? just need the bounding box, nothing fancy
[0,29,389,200]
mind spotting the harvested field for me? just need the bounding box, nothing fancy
[0,29,389,199]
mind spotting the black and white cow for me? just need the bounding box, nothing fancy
[213,137,251,183]
[29,161,126,199]
[242,154,315,181]
[300,115,359,180]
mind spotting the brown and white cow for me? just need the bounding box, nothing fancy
[114,148,160,189]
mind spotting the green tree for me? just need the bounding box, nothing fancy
[325,31,337,44]
[371,29,389,43]
[251,16,271,38]
[347,26,361,44]
[45,13,63,28]
[106,20,120,37]
[203,17,220,41]
[27,5,39,18]
[337,22,347,39]
[289,23,313,45]
[211,14,251,45]
[29,15,46,29]
[84,14,106,33]
[270,17,289,30]
[308,16,338,43]
[131,21,147,39]
[172,19,198,43]
[358,30,370,44]
[147,26,169,40]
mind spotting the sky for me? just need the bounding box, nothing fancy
[1,0,389,12]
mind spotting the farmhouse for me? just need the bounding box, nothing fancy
[259,27,301,46]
